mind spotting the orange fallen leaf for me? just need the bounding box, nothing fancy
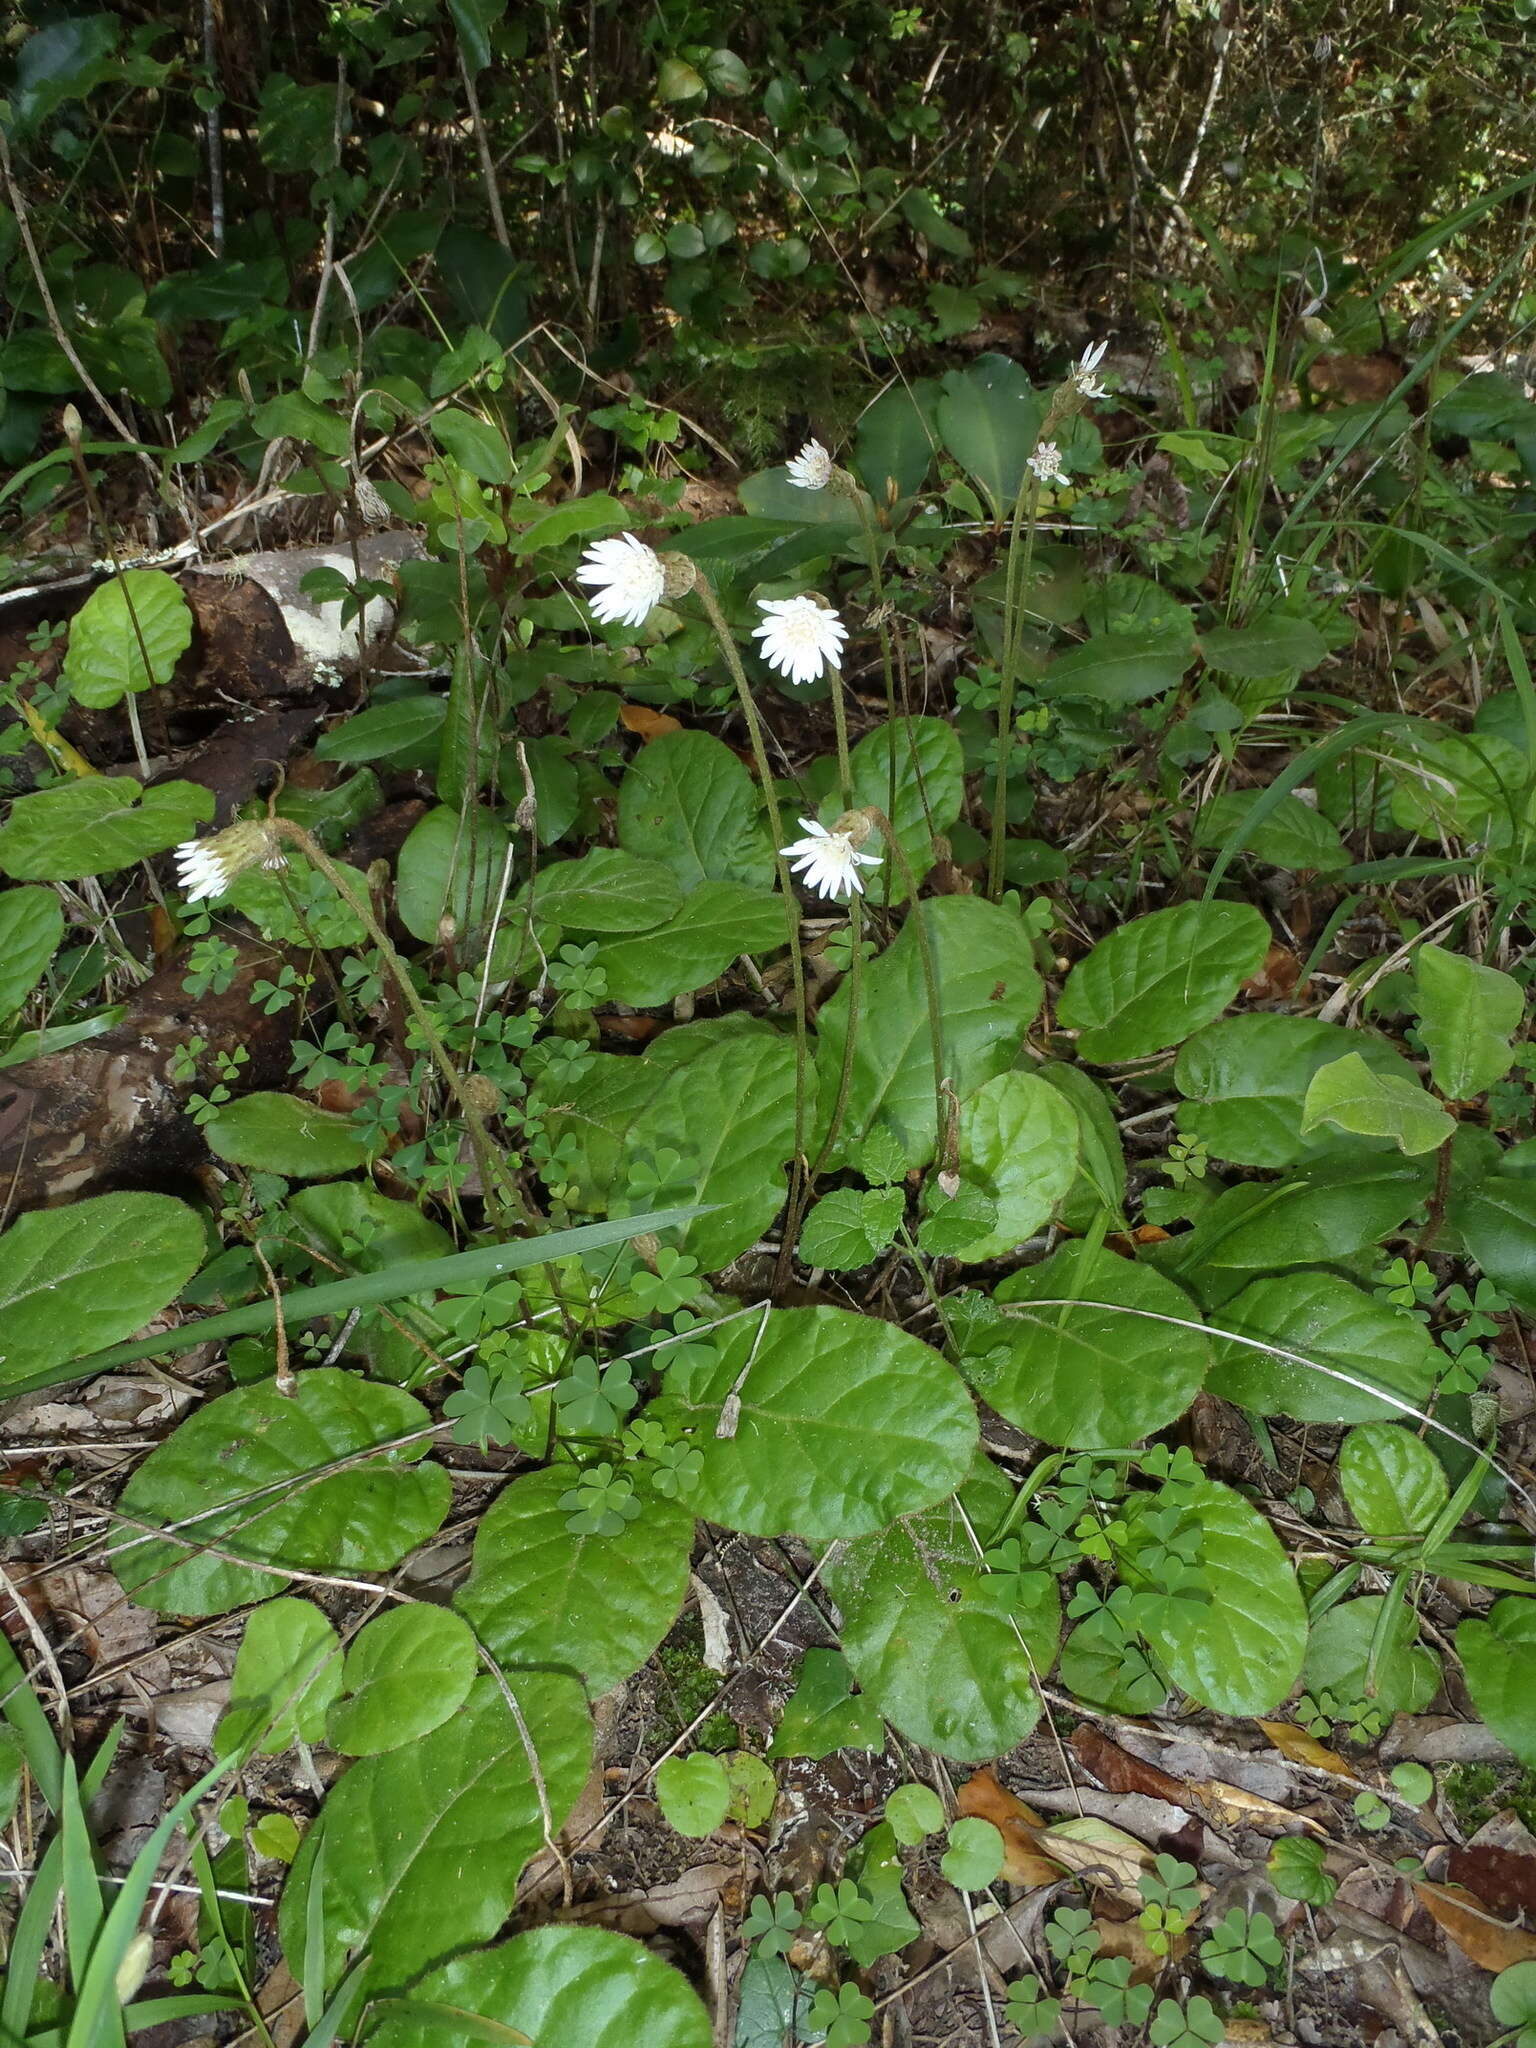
[620,703,683,740]
[1414,1880,1536,1974]
[956,1769,1060,1888]
[1257,1719,1359,1780]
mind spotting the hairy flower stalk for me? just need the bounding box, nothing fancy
[177,816,526,1229]
[987,352,1106,900]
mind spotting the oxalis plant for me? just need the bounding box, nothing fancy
[2,334,1536,2048]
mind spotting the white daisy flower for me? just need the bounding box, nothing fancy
[1028,441,1071,488]
[1072,339,1111,399]
[173,820,283,903]
[575,533,667,629]
[786,438,833,491]
[175,838,231,902]
[779,817,882,902]
[752,595,847,686]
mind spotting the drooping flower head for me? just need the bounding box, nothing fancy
[786,438,834,491]
[174,820,284,903]
[752,594,847,686]
[1027,441,1070,489]
[1072,339,1111,400]
[576,533,667,629]
[779,813,882,903]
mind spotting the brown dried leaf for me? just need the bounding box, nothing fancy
[1071,1724,1187,1804]
[1257,1719,1360,1780]
[956,1769,1060,1888]
[1413,1880,1536,1974]
[1040,1816,1160,1903]
[1192,1782,1319,1836]
[1445,1846,1536,1925]
[620,703,683,740]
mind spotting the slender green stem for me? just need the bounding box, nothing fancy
[865,807,949,1171]
[987,474,1042,900]
[807,894,863,1183]
[692,576,814,1274]
[270,820,525,1230]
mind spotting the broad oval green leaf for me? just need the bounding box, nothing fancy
[1300,1052,1454,1157]
[314,693,448,766]
[1042,632,1191,706]
[0,1191,205,1393]
[1175,1015,1418,1169]
[431,407,514,484]
[1386,729,1525,845]
[1193,790,1349,873]
[220,1597,342,1756]
[1302,1596,1437,1715]
[952,1072,1080,1262]
[455,1466,692,1697]
[325,1605,479,1756]
[816,896,1043,1168]
[1131,1477,1307,1715]
[1170,1155,1431,1275]
[63,569,193,708]
[1457,1598,1536,1766]
[854,379,939,501]
[113,1370,451,1614]
[1199,612,1327,679]
[625,1024,802,1270]
[1414,943,1522,1100]
[1059,901,1271,1063]
[0,886,63,1021]
[1449,1172,1536,1314]
[203,1092,371,1178]
[367,1927,713,2048]
[1208,1271,1443,1423]
[978,1243,1209,1447]
[617,730,774,892]
[592,881,786,1007]
[1339,1424,1448,1539]
[529,849,683,933]
[655,1752,730,1835]
[830,1461,1058,1759]
[0,777,213,882]
[397,803,513,947]
[279,1672,591,1995]
[844,716,963,896]
[935,354,1041,516]
[658,1305,978,1539]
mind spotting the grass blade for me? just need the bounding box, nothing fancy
[3,1203,712,1398]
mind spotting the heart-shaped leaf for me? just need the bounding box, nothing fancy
[326,1605,479,1756]
[977,1244,1209,1447]
[113,1370,451,1614]
[366,1927,712,2048]
[279,1672,591,1995]
[0,1192,205,1393]
[1128,1477,1307,1715]
[831,1463,1058,1759]
[658,1305,977,1539]
[1059,902,1271,1064]
[63,569,193,708]
[455,1466,692,1697]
